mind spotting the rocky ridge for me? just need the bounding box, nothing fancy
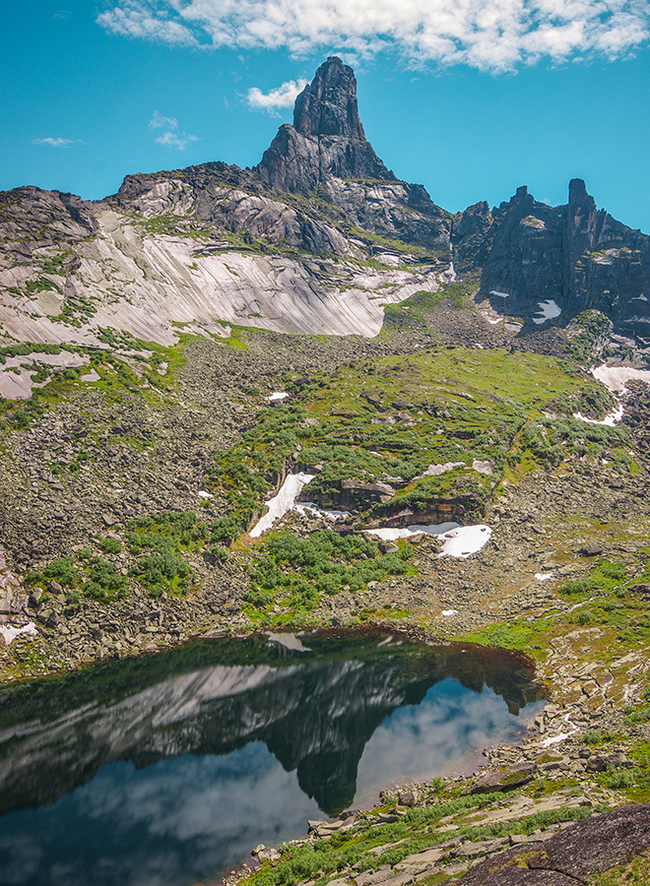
[2,56,650,363]
[474,179,650,336]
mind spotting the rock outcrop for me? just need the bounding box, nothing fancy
[256,57,451,254]
[447,804,650,886]
[293,57,366,139]
[257,57,395,195]
[476,180,650,336]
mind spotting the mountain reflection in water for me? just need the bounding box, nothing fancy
[0,630,544,886]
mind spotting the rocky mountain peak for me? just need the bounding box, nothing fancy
[568,177,592,205]
[256,57,396,195]
[293,57,365,140]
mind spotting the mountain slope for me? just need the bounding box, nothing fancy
[0,58,454,353]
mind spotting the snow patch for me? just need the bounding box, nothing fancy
[441,609,459,617]
[592,364,650,395]
[490,290,509,298]
[197,490,213,499]
[574,403,624,427]
[295,502,350,521]
[570,362,650,427]
[249,472,315,538]
[366,522,460,541]
[0,622,38,646]
[535,573,553,581]
[540,712,578,747]
[267,391,289,403]
[437,525,492,559]
[418,462,463,478]
[533,300,562,325]
[472,459,493,475]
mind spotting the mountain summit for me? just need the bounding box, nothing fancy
[293,56,365,139]
[0,55,649,351]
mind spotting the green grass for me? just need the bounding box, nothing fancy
[241,796,605,886]
[589,851,650,886]
[461,553,650,678]
[382,278,479,331]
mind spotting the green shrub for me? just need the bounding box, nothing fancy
[604,769,640,790]
[99,538,122,554]
[131,551,192,596]
[33,557,80,589]
[84,559,128,600]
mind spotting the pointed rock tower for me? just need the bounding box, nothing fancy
[257,57,395,195]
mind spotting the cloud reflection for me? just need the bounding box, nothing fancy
[357,679,539,796]
[0,743,319,886]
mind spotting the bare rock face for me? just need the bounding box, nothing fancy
[478,185,565,313]
[476,180,650,336]
[256,57,396,195]
[566,178,650,333]
[446,804,650,886]
[293,56,365,139]
[3,56,649,350]
[451,201,496,271]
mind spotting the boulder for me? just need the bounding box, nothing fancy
[471,763,536,794]
[445,805,650,886]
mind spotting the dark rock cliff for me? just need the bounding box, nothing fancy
[293,56,366,139]
[256,57,396,195]
[476,180,650,336]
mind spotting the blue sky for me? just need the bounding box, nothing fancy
[2,0,650,232]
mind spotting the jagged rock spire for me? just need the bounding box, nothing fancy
[256,57,394,195]
[293,57,365,140]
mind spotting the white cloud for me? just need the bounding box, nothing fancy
[155,130,199,149]
[97,0,650,72]
[247,78,309,112]
[149,110,179,130]
[97,3,199,46]
[148,110,198,149]
[31,137,80,148]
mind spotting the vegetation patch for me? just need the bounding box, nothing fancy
[567,311,612,365]
[382,277,479,331]
[240,795,603,886]
[25,555,128,602]
[244,529,413,624]
[207,346,631,543]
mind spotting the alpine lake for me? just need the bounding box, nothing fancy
[0,630,545,886]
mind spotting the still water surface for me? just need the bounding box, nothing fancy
[0,630,544,886]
